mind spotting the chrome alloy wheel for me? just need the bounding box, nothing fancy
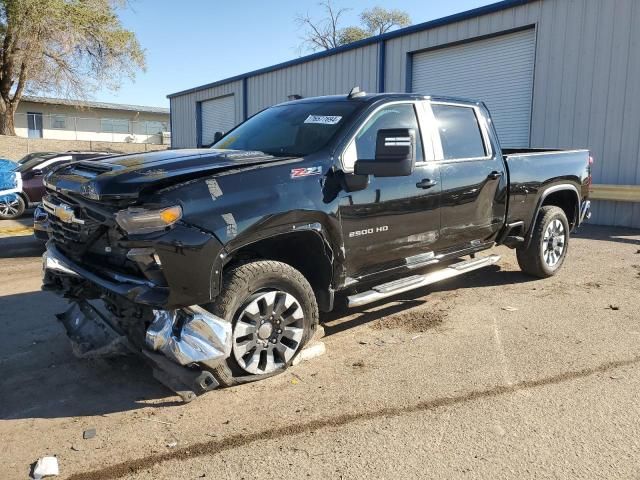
[0,197,20,217]
[232,290,305,375]
[543,219,566,267]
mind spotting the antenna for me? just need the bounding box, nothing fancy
[348,86,366,98]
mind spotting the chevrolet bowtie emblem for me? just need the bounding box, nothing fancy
[42,199,85,225]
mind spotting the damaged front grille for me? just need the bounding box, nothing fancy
[43,194,104,247]
[44,191,167,286]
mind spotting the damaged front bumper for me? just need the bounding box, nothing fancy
[44,247,233,401]
[43,243,170,305]
[146,305,232,370]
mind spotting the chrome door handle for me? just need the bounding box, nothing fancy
[416,178,438,189]
[488,171,503,180]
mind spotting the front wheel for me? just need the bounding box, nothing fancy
[516,205,570,278]
[0,194,25,220]
[204,260,319,387]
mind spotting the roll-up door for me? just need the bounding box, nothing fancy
[200,95,236,146]
[411,29,536,147]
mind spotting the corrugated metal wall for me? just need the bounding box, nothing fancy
[247,43,379,115]
[169,80,243,148]
[169,0,640,227]
[529,0,640,227]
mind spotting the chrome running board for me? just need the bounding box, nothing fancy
[347,254,501,308]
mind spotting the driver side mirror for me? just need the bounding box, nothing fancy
[213,131,224,143]
[354,128,416,177]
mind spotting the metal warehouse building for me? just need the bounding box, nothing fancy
[168,0,640,228]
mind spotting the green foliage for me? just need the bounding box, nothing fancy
[360,7,411,36]
[337,26,369,46]
[0,0,146,133]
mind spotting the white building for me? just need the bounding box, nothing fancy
[15,96,170,145]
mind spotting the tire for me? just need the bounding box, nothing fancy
[204,260,319,387]
[516,206,570,278]
[0,194,26,220]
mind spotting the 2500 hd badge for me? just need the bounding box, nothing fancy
[349,226,389,237]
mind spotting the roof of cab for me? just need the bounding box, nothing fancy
[275,92,481,107]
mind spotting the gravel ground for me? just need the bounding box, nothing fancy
[0,225,639,479]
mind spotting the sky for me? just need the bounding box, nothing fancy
[94,0,493,108]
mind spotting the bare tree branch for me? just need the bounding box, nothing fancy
[296,2,411,52]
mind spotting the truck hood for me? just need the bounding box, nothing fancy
[44,149,292,200]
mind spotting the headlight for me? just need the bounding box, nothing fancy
[115,205,182,235]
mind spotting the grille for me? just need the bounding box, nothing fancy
[44,194,104,248]
[44,192,160,283]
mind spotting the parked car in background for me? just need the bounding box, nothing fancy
[0,158,21,220]
[17,151,58,165]
[1,151,111,220]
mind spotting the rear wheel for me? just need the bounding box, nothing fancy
[0,195,25,220]
[204,260,318,386]
[516,206,569,278]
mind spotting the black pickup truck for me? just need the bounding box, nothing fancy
[42,91,592,400]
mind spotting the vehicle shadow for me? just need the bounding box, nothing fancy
[0,290,179,421]
[321,264,535,336]
[4,226,634,420]
[0,235,45,258]
[1,264,526,420]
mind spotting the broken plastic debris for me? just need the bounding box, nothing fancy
[83,428,96,439]
[292,341,326,366]
[501,306,519,312]
[32,456,59,479]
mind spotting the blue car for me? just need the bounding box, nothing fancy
[0,158,22,220]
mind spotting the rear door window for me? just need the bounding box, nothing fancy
[431,104,487,160]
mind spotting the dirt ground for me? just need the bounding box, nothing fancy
[1,224,639,479]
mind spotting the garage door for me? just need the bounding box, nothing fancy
[411,29,535,147]
[200,95,236,146]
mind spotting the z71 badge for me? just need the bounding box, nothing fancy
[290,166,322,178]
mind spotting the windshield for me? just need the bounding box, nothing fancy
[18,152,56,164]
[212,101,362,156]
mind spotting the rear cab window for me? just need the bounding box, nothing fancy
[431,103,489,160]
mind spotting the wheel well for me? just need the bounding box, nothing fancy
[540,190,578,228]
[225,231,334,310]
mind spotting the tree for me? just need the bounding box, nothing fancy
[0,0,145,135]
[297,1,411,52]
[337,26,368,46]
[296,0,349,51]
[360,7,411,36]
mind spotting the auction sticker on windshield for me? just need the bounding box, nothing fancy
[304,115,342,125]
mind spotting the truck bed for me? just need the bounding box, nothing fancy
[502,148,591,232]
